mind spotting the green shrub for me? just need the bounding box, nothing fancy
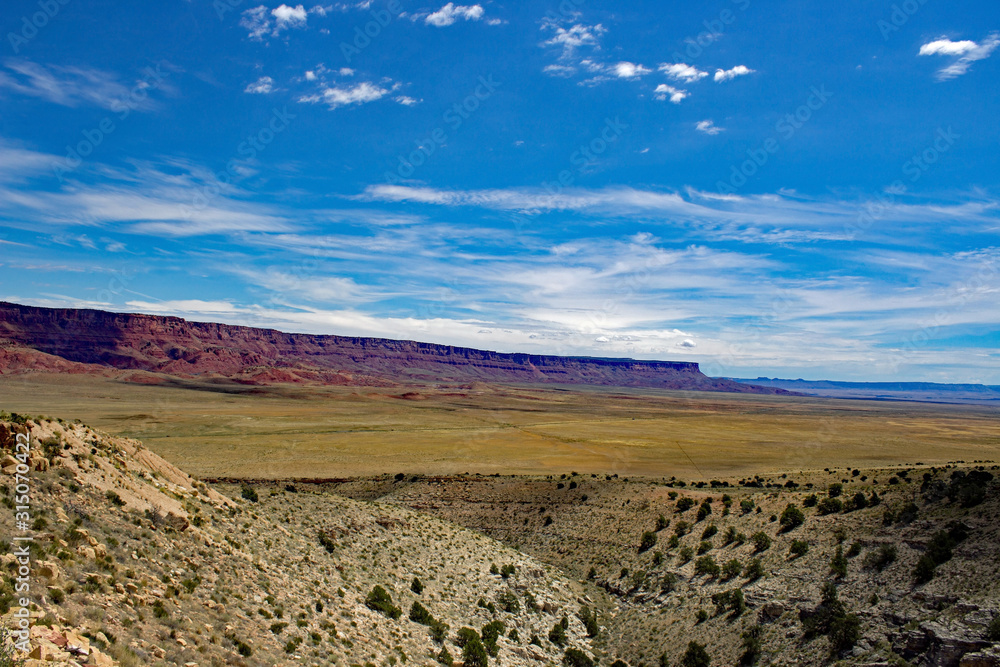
[411,577,424,594]
[240,484,258,503]
[789,540,809,557]
[463,638,489,667]
[722,558,742,580]
[563,648,595,667]
[696,501,712,522]
[681,641,711,667]
[740,625,762,665]
[500,563,516,579]
[694,555,720,578]
[846,541,862,558]
[744,558,765,581]
[481,620,504,656]
[816,497,843,515]
[548,621,567,646]
[828,483,843,498]
[779,504,805,531]
[365,585,401,619]
[409,601,434,625]
[697,540,712,555]
[105,490,125,507]
[701,524,718,540]
[437,646,454,666]
[640,531,658,552]
[987,615,1000,641]
[676,497,696,512]
[740,499,755,514]
[830,545,848,578]
[750,532,772,553]
[497,590,520,614]
[803,494,818,507]
[656,514,670,531]
[579,606,600,638]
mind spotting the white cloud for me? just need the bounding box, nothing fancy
[240,6,272,39]
[0,60,158,111]
[425,3,484,27]
[543,64,577,77]
[713,65,754,82]
[304,70,317,81]
[613,61,652,79]
[241,4,309,39]
[395,95,421,106]
[272,4,308,29]
[338,67,355,76]
[919,33,999,80]
[678,339,697,348]
[541,23,606,60]
[654,84,688,104]
[658,62,707,82]
[919,38,979,56]
[300,81,390,109]
[695,120,723,135]
[244,76,274,94]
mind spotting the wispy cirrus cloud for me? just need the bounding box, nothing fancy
[0,60,157,111]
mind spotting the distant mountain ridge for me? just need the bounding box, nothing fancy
[0,302,789,393]
[735,377,1000,404]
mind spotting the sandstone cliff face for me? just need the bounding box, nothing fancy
[0,302,788,393]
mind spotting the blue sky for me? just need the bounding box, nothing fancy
[1,0,999,382]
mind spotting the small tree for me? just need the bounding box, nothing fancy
[240,484,259,503]
[563,648,595,667]
[696,501,712,522]
[789,540,809,558]
[779,504,805,532]
[548,621,567,646]
[830,545,848,578]
[744,558,765,581]
[740,625,762,665]
[751,531,772,553]
[365,585,401,619]
[681,641,711,667]
[722,558,742,580]
[828,483,843,498]
[463,637,489,667]
[640,531,658,552]
[694,555,720,578]
[411,577,424,594]
[656,514,670,531]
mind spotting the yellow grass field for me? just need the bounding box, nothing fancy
[0,374,997,479]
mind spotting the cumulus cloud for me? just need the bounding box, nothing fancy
[425,3,484,27]
[241,4,309,39]
[695,120,723,135]
[919,33,999,80]
[654,84,687,104]
[613,61,652,78]
[658,62,708,82]
[395,95,421,106]
[299,81,390,109]
[714,65,754,82]
[541,23,606,60]
[244,76,274,94]
[919,38,979,56]
[678,339,697,348]
[273,4,308,29]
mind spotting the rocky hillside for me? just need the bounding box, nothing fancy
[0,414,601,666]
[336,466,1000,666]
[0,302,788,394]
